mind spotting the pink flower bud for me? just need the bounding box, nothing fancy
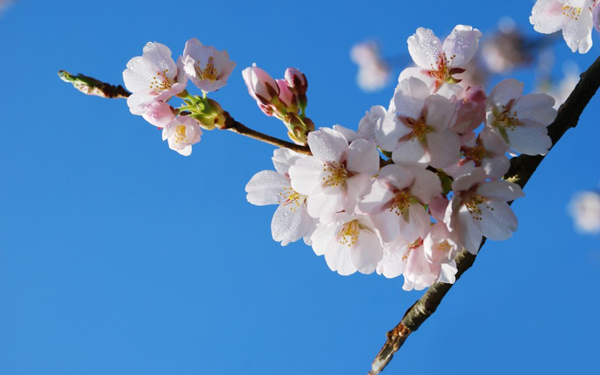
[276,79,296,108]
[242,64,279,105]
[284,67,307,94]
[142,101,176,127]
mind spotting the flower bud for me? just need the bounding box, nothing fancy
[285,67,308,109]
[242,64,279,105]
[276,79,298,113]
[142,101,176,127]
[452,85,486,134]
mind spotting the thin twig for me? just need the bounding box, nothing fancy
[58,70,311,154]
[369,54,600,375]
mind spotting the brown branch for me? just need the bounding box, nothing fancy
[369,54,600,375]
[58,70,311,155]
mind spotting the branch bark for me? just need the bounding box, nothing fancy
[369,54,600,375]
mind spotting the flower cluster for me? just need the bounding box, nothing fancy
[530,0,600,54]
[246,25,558,291]
[122,38,236,155]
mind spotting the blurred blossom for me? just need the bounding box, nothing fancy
[540,61,580,109]
[457,58,488,89]
[569,191,600,234]
[481,18,532,74]
[350,41,391,92]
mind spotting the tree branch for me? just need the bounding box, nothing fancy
[369,54,600,375]
[58,70,310,155]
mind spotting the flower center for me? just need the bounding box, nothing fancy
[464,144,487,165]
[402,238,424,260]
[174,125,188,144]
[196,57,219,82]
[278,187,307,212]
[338,220,360,247]
[494,105,519,130]
[562,5,581,21]
[465,193,492,220]
[405,117,433,143]
[436,240,452,253]
[150,69,174,93]
[390,189,412,216]
[322,161,349,188]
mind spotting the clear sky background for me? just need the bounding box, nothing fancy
[1,0,599,374]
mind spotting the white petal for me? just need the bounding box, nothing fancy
[488,79,524,108]
[345,174,373,213]
[512,94,557,126]
[377,240,408,278]
[424,95,454,132]
[392,139,429,167]
[399,203,431,242]
[410,168,442,204]
[272,148,302,175]
[427,130,461,169]
[479,201,518,241]
[347,138,379,176]
[442,25,482,68]
[307,128,348,163]
[407,27,443,69]
[351,230,383,274]
[325,241,357,276]
[245,170,289,206]
[370,210,401,243]
[451,168,486,192]
[457,205,483,254]
[392,77,429,119]
[476,180,524,201]
[311,223,337,256]
[379,164,414,191]
[358,181,393,214]
[506,122,552,155]
[271,204,312,246]
[307,191,344,218]
[289,157,325,195]
[562,9,593,53]
[374,112,410,152]
[530,0,567,34]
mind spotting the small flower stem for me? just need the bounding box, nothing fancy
[368,54,600,375]
[225,117,311,155]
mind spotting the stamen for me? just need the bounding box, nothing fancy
[196,56,219,82]
[173,125,187,144]
[277,186,307,212]
[338,220,360,247]
[322,161,349,188]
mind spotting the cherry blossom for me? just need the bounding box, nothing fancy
[358,164,441,243]
[381,77,460,169]
[242,64,280,115]
[350,41,391,92]
[400,25,482,97]
[288,128,379,221]
[182,38,236,93]
[444,168,524,254]
[162,116,202,156]
[245,149,317,246]
[311,213,383,275]
[569,190,600,233]
[530,0,596,54]
[486,79,557,156]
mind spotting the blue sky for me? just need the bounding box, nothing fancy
[1,0,599,374]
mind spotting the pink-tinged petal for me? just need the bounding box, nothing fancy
[358,106,386,140]
[480,127,509,155]
[436,83,465,99]
[242,64,279,102]
[427,130,461,169]
[351,230,383,274]
[506,122,552,155]
[399,203,431,242]
[307,191,344,219]
[358,182,394,214]
[482,155,510,180]
[245,170,289,206]
[442,25,482,68]
[379,164,414,191]
[345,174,374,213]
[512,94,557,125]
[307,128,348,163]
[594,3,600,33]
[410,168,442,204]
[479,201,518,241]
[424,95,454,131]
[397,68,438,99]
[444,194,462,232]
[142,101,175,127]
[370,210,401,243]
[392,139,429,167]
[126,92,155,115]
[530,0,567,34]
[392,77,429,119]
[272,148,302,175]
[407,27,443,69]
[562,10,593,53]
[429,195,449,222]
[488,79,524,108]
[476,180,524,202]
[377,240,408,278]
[325,241,357,276]
[347,138,379,175]
[457,205,483,254]
[123,56,151,93]
[289,157,326,195]
[424,222,458,264]
[174,145,192,156]
[444,159,476,179]
[271,204,311,246]
[374,112,410,152]
[451,167,487,192]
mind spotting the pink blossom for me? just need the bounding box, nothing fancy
[162,116,202,156]
[127,96,175,127]
[182,38,236,93]
[451,86,486,134]
[242,64,279,105]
